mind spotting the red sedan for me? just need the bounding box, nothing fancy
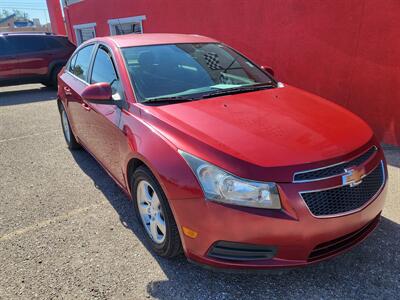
[58,34,387,270]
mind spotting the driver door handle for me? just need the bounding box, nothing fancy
[81,102,91,111]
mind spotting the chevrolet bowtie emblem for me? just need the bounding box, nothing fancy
[342,165,366,187]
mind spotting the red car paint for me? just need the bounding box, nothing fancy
[0,33,75,87]
[58,34,387,270]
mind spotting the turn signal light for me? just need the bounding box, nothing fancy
[182,226,198,238]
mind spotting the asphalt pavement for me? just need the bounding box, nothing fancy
[0,84,399,299]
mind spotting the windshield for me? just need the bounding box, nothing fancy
[121,43,275,103]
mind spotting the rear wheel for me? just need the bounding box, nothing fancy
[131,166,182,258]
[43,65,63,88]
[59,104,81,150]
[51,65,63,87]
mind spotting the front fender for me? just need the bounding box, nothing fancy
[119,108,203,202]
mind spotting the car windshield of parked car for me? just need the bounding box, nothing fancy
[121,43,275,102]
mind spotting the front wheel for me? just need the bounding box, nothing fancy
[131,166,182,258]
[59,104,81,150]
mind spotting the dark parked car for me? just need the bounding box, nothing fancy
[0,32,75,87]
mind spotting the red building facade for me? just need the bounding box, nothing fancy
[53,0,399,146]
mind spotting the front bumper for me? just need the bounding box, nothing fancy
[171,174,387,270]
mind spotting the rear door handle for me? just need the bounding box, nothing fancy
[81,102,91,111]
[63,86,72,95]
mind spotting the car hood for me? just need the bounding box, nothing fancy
[142,85,374,181]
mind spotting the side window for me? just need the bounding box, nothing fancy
[71,45,94,81]
[7,36,47,54]
[68,53,78,72]
[0,37,13,56]
[91,47,123,100]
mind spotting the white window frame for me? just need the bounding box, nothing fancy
[73,22,96,45]
[108,15,146,35]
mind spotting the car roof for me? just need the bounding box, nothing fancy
[94,33,219,48]
[0,32,67,38]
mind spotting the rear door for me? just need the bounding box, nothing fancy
[7,35,49,80]
[61,44,96,146]
[0,37,19,84]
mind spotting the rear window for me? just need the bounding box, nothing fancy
[45,37,64,49]
[54,36,76,48]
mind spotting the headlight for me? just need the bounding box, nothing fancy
[179,150,281,209]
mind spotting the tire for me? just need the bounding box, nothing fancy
[59,103,81,150]
[44,65,63,88]
[131,166,182,258]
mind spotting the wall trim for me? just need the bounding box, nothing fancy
[73,22,97,30]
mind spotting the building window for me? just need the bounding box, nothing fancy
[108,16,146,35]
[63,0,82,7]
[73,23,96,45]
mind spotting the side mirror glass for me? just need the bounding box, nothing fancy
[82,82,113,103]
[261,65,275,77]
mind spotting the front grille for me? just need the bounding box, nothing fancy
[294,146,377,182]
[208,241,276,261]
[308,214,380,261]
[301,162,384,216]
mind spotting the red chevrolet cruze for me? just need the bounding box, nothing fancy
[58,34,387,270]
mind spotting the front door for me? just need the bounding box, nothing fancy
[83,45,126,185]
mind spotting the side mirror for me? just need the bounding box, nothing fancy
[82,82,113,104]
[261,65,275,77]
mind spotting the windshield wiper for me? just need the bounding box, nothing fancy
[198,83,275,99]
[141,96,197,105]
[140,83,275,104]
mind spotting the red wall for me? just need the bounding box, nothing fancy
[63,0,400,146]
[46,0,66,35]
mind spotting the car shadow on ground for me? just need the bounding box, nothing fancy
[71,149,400,299]
[0,85,56,106]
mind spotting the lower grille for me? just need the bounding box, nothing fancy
[301,161,384,217]
[308,214,380,261]
[208,241,276,261]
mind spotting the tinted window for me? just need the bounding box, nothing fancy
[71,45,94,81]
[45,37,63,49]
[0,37,14,56]
[91,47,123,99]
[91,48,117,84]
[56,36,76,49]
[8,36,47,53]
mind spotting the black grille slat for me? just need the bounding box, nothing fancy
[208,241,276,261]
[294,147,377,182]
[301,162,384,216]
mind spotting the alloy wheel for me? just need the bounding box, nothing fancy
[136,180,167,244]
